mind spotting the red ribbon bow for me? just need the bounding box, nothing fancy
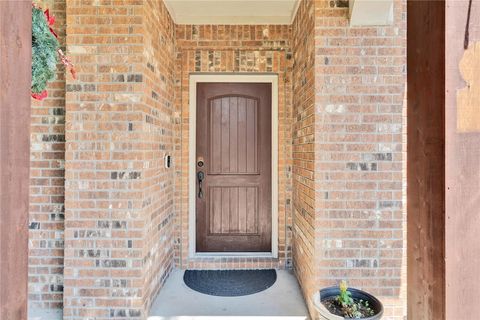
[31,90,48,101]
[44,9,58,39]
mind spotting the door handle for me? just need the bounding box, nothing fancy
[197,171,205,199]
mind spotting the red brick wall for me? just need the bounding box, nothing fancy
[174,25,294,269]
[63,0,175,318]
[312,0,407,318]
[141,0,176,312]
[291,0,317,309]
[28,1,407,318]
[29,0,66,311]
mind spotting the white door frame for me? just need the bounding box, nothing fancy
[188,73,279,258]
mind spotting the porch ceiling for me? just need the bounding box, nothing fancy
[164,0,300,25]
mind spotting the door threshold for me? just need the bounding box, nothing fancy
[193,252,276,258]
[149,317,307,320]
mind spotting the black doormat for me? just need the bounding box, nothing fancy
[183,269,277,297]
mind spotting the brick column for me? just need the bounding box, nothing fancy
[64,2,145,318]
[29,0,66,311]
[292,0,407,318]
[63,1,175,318]
[291,0,317,309]
[313,0,406,318]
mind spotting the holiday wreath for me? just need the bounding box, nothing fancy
[31,4,75,100]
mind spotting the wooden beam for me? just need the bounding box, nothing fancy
[407,1,445,319]
[0,1,32,319]
[445,0,480,318]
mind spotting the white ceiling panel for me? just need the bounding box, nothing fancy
[164,0,300,25]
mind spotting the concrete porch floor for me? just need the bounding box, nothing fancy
[148,269,309,320]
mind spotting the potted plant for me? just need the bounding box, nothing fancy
[313,281,383,320]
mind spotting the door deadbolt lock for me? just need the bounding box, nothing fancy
[197,156,204,167]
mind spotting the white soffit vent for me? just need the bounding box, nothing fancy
[164,0,300,25]
[349,0,394,26]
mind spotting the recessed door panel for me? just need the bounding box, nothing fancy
[207,186,258,235]
[209,97,258,175]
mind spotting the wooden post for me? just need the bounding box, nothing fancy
[407,1,446,319]
[408,0,480,318]
[445,0,480,318]
[0,1,32,319]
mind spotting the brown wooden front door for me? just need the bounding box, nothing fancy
[196,83,272,252]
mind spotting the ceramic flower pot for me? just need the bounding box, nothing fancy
[313,286,384,320]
